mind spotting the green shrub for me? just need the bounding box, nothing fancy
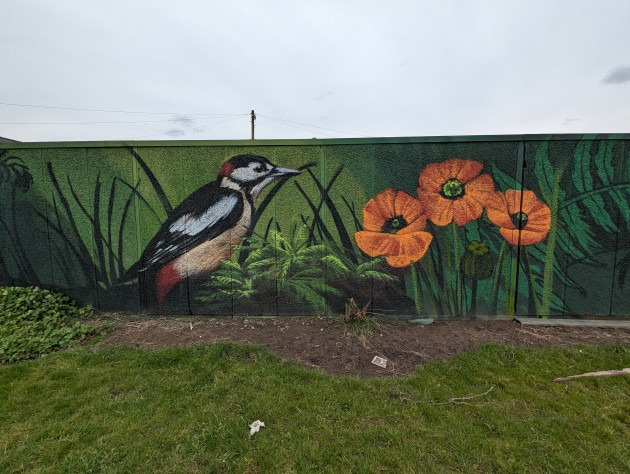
[0,286,103,364]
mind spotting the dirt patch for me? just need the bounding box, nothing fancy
[97,316,630,378]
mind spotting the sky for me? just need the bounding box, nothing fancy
[1,0,629,143]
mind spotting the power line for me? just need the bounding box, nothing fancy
[0,101,247,117]
[257,113,367,137]
[0,102,368,139]
[121,115,247,140]
[0,116,240,125]
[260,116,339,138]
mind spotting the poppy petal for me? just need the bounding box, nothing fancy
[524,200,551,221]
[486,193,514,228]
[397,216,428,235]
[385,254,415,267]
[499,229,549,245]
[362,189,397,231]
[486,210,514,229]
[418,162,447,193]
[401,232,433,259]
[519,228,549,245]
[362,202,386,232]
[525,221,551,233]
[354,231,399,257]
[519,190,541,213]
[464,174,496,207]
[500,228,548,246]
[498,228,521,246]
[502,189,522,215]
[452,196,484,226]
[490,189,551,246]
[525,200,551,222]
[385,232,433,267]
[423,194,454,226]
[452,159,483,183]
[371,188,397,218]
[394,190,425,224]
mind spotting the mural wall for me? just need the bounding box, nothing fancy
[1,135,629,318]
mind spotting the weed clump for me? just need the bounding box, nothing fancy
[0,286,103,364]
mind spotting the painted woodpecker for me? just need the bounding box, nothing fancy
[136,154,301,306]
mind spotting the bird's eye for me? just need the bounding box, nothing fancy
[254,165,264,173]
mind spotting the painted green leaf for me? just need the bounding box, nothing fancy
[533,142,556,204]
[594,141,630,227]
[559,206,600,256]
[490,162,519,191]
[594,141,614,186]
[555,227,587,261]
[526,242,581,289]
[572,141,616,232]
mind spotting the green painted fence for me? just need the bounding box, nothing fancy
[1,134,629,318]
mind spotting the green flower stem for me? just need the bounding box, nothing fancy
[443,229,457,316]
[490,241,508,315]
[427,254,449,316]
[469,279,478,318]
[451,222,462,316]
[410,260,424,317]
[541,164,566,317]
[419,262,438,316]
[524,248,541,316]
[504,250,514,317]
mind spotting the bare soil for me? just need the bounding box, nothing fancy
[98,316,630,378]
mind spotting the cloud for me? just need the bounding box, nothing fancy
[563,118,582,125]
[601,66,630,85]
[165,129,185,137]
[170,114,196,126]
[314,91,334,102]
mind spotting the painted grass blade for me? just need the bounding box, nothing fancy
[127,147,172,214]
[115,177,162,223]
[92,173,108,285]
[307,165,344,239]
[117,184,138,276]
[294,181,334,242]
[107,178,118,279]
[47,162,96,287]
[305,167,358,264]
[341,196,362,232]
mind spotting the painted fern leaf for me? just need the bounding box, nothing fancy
[533,141,560,204]
[571,141,616,232]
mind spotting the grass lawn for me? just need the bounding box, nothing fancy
[1,341,629,472]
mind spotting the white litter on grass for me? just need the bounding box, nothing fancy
[371,356,387,368]
[249,420,265,436]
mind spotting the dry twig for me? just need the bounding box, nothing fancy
[448,385,494,404]
[554,368,630,382]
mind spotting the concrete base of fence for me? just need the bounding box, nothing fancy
[516,317,630,328]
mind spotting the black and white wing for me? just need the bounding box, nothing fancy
[139,186,244,271]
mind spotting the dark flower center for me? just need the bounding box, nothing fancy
[440,178,465,200]
[511,212,528,228]
[382,215,408,234]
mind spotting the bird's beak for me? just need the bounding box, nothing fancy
[272,167,301,178]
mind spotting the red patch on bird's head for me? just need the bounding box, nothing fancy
[219,161,235,177]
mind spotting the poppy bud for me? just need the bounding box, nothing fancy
[462,240,493,280]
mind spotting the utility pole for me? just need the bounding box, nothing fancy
[250,110,256,139]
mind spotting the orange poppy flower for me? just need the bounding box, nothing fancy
[354,188,433,267]
[486,190,551,246]
[417,158,496,226]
